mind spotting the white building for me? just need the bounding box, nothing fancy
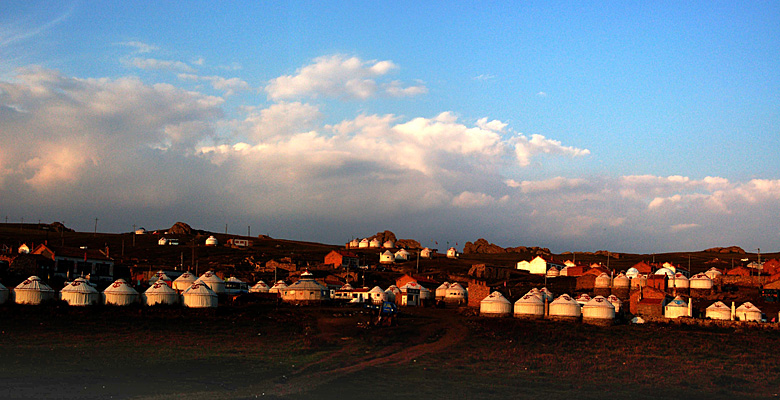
[516,256,564,275]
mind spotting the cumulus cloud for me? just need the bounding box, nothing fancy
[265,55,425,100]
[513,134,590,166]
[670,223,700,232]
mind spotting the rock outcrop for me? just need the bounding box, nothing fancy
[168,222,193,235]
[468,264,514,281]
[464,239,506,254]
[704,246,746,254]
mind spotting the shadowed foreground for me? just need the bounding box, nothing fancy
[0,303,778,399]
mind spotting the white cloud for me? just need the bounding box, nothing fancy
[125,57,195,73]
[116,41,158,54]
[451,191,498,208]
[537,91,548,97]
[265,55,425,100]
[473,74,495,81]
[178,73,251,95]
[510,177,587,193]
[513,134,590,166]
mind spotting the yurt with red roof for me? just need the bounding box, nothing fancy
[14,276,56,305]
[172,271,197,292]
[514,293,545,319]
[60,278,100,306]
[736,302,762,322]
[103,279,139,306]
[198,271,226,294]
[250,280,270,293]
[582,296,615,323]
[480,292,512,317]
[705,301,731,320]
[144,280,180,306]
[664,296,691,319]
[548,294,581,320]
[182,281,218,308]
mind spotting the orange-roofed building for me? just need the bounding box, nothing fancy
[324,250,359,269]
[632,261,653,274]
[396,274,440,290]
[763,259,780,276]
[726,266,753,277]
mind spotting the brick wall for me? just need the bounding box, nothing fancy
[468,279,491,308]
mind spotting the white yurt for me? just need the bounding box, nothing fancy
[387,285,401,301]
[607,294,623,313]
[514,294,545,319]
[705,268,723,280]
[654,267,674,278]
[705,301,732,320]
[368,286,387,304]
[446,247,458,259]
[736,302,762,322]
[625,267,640,279]
[526,288,542,300]
[104,279,139,306]
[383,240,395,249]
[446,283,468,304]
[0,282,8,305]
[358,238,370,248]
[60,278,100,306]
[348,238,360,249]
[394,248,410,262]
[612,273,630,289]
[594,273,612,289]
[420,248,433,258]
[546,266,560,278]
[172,271,197,292]
[400,281,423,306]
[281,271,329,303]
[419,286,433,301]
[340,282,354,291]
[384,288,397,303]
[144,280,179,306]
[435,282,450,299]
[379,250,395,264]
[369,238,381,248]
[480,291,512,317]
[205,235,218,246]
[198,271,226,294]
[689,273,713,290]
[582,296,616,322]
[672,273,689,289]
[158,237,168,246]
[664,296,690,319]
[576,293,591,307]
[630,275,647,288]
[249,280,270,293]
[269,280,288,294]
[182,281,218,308]
[149,271,172,286]
[549,294,581,319]
[14,276,56,305]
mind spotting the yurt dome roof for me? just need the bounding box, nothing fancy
[104,279,139,295]
[15,276,54,292]
[654,267,674,277]
[481,291,510,305]
[583,295,615,310]
[226,277,244,283]
[437,282,451,290]
[667,296,687,307]
[340,283,354,291]
[737,302,761,313]
[174,271,197,282]
[369,286,384,294]
[199,271,224,283]
[515,294,544,305]
[183,282,217,296]
[61,278,98,294]
[707,301,729,310]
[673,273,689,280]
[145,280,177,294]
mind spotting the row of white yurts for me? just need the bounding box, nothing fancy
[435,282,468,303]
[6,274,221,308]
[482,290,618,321]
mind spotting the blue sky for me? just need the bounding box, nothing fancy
[1,1,778,253]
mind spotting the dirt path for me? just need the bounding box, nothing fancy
[270,311,469,396]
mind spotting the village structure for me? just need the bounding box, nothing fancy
[0,222,778,329]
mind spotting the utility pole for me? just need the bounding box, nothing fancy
[94,218,98,236]
[225,223,228,234]
[132,225,136,247]
[248,225,251,237]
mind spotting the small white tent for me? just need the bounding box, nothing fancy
[689,273,713,290]
[445,283,467,304]
[103,279,139,306]
[480,292,512,317]
[705,301,731,320]
[549,294,581,319]
[198,271,226,294]
[182,281,218,308]
[612,273,630,289]
[269,280,288,294]
[582,296,616,321]
[607,294,623,313]
[368,286,387,304]
[435,282,450,299]
[14,276,56,305]
[172,271,197,292]
[249,280,270,293]
[60,278,100,306]
[594,273,611,289]
[144,280,180,306]
[514,294,545,319]
[664,296,690,319]
[736,302,762,322]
